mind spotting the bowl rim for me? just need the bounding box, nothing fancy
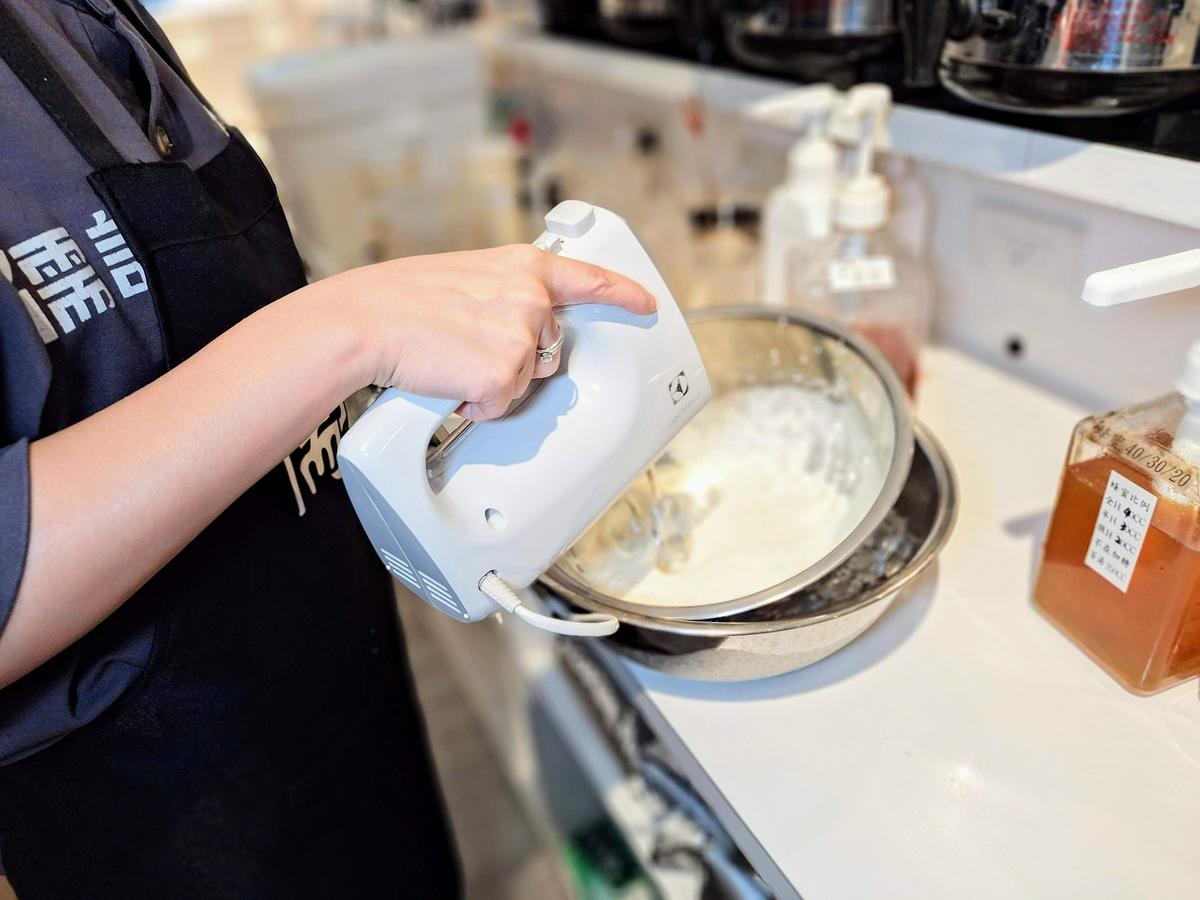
[539,421,956,636]
[540,305,918,621]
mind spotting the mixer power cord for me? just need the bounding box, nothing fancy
[478,571,619,637]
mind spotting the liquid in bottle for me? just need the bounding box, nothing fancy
[1034,396,1200,694]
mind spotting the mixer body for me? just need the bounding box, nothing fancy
[338,202,711,623]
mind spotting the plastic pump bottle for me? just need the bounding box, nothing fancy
[1082,252,1200,462]
[1034,249,1200,694]
[783,84,933,397]
[752,85,840,308]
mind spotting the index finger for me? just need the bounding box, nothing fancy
[540,254,658,315]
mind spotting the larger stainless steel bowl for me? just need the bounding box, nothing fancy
[545,307,915,621]
[541,423,956,681]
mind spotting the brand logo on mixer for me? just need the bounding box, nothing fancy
[668,371,689,405]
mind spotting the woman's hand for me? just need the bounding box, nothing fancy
[323,245,657,420]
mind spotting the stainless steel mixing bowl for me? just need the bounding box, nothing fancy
[544,306,915,621]
[540,423,956,680]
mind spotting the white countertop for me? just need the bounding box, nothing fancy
[621,346,1200,899]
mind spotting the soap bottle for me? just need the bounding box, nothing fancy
[785,85,933,397]
[752,85,840,309]
[1034,250,1200,694]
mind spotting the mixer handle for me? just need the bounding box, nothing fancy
[362,388,459,515]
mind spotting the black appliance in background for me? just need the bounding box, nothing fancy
[721,0,902,87]
[899,0,1200,117]
[539,0,731,60]
[538,0,601,37]
[535,0,1200,161]
[892,0,1200,159]
[596,0,681,46]
[678,0,731,61]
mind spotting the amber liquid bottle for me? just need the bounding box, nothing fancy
[1034,393,1200,694]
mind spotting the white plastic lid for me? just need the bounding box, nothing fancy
[835,172,889,230]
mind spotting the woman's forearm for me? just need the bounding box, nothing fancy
[0,245,654,688]
[0,284,368,688]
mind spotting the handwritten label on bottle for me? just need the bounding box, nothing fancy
[828,256,896,293]
[1085,470,1157,593]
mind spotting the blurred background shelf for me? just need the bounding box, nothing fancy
[497,33,1200,230]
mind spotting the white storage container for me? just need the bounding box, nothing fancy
[248,35,487,274]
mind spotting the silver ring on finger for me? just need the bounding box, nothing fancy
[536,325,565,365]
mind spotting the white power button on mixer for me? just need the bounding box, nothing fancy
[544,200,596,238]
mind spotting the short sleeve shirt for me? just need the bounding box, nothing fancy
[0,0,230,764]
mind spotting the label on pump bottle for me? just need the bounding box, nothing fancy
[1084,469,1157,592]
[828,256,896,293]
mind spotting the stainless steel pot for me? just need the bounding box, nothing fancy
[900,0,1200,115]
[545,307,915,622]
[723,0,900,84]
[540,422,956,681]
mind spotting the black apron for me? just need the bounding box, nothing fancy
[0,8,460,899]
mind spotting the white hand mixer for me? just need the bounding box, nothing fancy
[337,201,711,636]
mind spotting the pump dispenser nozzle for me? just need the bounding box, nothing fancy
[759,82,930,394]
[750,85,839,134]
[749,85,840,237]
[752,85,843,307]
[1082,250,1200,444]
[830,85,893,232]
[1082,249,1200,308]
